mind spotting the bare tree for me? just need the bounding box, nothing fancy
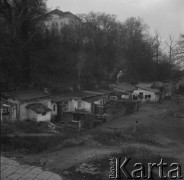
[152,31,162,62]
[166,35,177,62]
[0,0,46,84]
[173,34,184,68]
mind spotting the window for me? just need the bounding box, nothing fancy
[133,95,137,100]
[110,96,118,101]
[2,107,10,115]
[12,108,15,118]
[53,105,56,111]
[77,100,81,108]
[139,92,143,99]
[65,104,69,110]
[100,100,103,106]
[145,95,148,99]
[52,22,58,27]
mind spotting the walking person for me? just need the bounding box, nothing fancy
[132,120,140,137]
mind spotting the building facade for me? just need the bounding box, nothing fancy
[1,90,52,122]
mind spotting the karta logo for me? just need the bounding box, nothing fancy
[109,157,183,179]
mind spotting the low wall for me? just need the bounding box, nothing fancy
[105,101,141,122]
[106,110,126,122]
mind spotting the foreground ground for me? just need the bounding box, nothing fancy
[1,156,64,180]
[1,99,184,179]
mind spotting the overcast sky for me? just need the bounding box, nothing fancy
[47,0,184,44]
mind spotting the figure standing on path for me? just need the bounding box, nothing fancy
[132,120,139,135]
[78,120,82,131]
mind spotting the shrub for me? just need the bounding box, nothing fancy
[1,134,66,153]
[1,120,49,134]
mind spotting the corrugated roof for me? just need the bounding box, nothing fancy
[26,103,51,114]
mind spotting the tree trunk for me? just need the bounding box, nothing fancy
[22,50,30,83]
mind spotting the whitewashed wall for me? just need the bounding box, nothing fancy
[37,112,51,122]
[68,99,92,112]
[133,88,159,102]
[51,102,57,116]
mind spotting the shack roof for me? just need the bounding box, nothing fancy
[82,95,103,103]
[51,92,89,102]
[52,95,72,103]
[64,110,92,115]
[1,98,15,106]
[52,90,109,103]
[135,85,159,93]
[26,103,51,114]
[110,83,136,92]
[136,82,153,88]
[82,89,112,95]
[82,90,107,96]
[1,90,50,101]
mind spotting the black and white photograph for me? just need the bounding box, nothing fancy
[0,0,184,179]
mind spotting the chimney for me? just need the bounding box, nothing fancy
[44,88,50,95]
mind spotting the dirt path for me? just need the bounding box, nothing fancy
[23,146,122,171]
[99,102,179,131]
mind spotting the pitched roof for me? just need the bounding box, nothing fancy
[135,85,159,93]
[135,82,160,93]
[2,90,50,101]
[52,95,71,103]
[38,9,81,22]
[1,99,15,106]
[82,89,112,95]
[47,9,64,16]
[110,83,136,92]
[26,103,51,114]
[82,95,103,103]
[82,90,106,96]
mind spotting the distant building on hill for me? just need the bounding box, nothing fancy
[38,8,82,32]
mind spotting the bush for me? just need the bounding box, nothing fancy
[1,134,65,153]
[81,115,95,130]
[125,101,135,114]
[66,148,178,180]
[1,120,49,134]
[1,123,15,134]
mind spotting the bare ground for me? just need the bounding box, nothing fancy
[16,99,184,178]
